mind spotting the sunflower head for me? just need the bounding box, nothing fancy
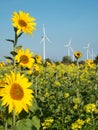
[0,71,34,115]
[85,59,95,68]
[11,10,36,35]
[15,48,35,69]
[74,51,82,59]
[35,54,42,64]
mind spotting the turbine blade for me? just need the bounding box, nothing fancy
[45,35,52,43]
[69,39,72,45]
[64,44,68,47]
[43,24,45,35]
[70,47,74,53]
[40,37,45,43]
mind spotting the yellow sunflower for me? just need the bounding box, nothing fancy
[0,80,7,97]
[15,48,35,68]
[35,54,42,64]
[11,10,36,35]
[0,71,33,115]
[85,59,95,68]
[74,51,82,59]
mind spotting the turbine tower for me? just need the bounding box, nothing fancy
[70,46,75,61]
[84,42,90,60]
[64,39,72,56]
[40,24,52,63]
[90,48,95,60]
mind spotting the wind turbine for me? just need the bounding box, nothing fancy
[64,39,75,61]
[90,48,95,60]
[40,24,52,63]
[70,46,75,61]
[64,39,72,56]
[84,42,90,60]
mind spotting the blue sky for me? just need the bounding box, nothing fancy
[0,0,98,61]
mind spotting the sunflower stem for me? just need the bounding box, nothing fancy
[13,28,18,72]
[4,117,7,130]
[91,112,95,130]
[35,77,38,97]
[4,122,7,130]
[76,59,80,98]
[12,110,16,128]
[14,27,18,48]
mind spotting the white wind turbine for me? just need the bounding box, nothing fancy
[84,43,90,60]
[70,46,75,61]
[40,24,52,63]
[64,39,72,56]
[90,48,95,60]
[64,39,75,61]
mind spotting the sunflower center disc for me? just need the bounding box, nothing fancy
[18,20,27,27]
[77,53,80,56]
[10,83,24,100]
[20,55,29,64]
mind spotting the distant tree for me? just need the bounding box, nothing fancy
[54,61,61,65]
[94,55,98,64]
[61,56,72,64]
[45,58,52,63]
[79,60,85,65]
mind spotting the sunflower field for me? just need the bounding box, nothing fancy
[0,11,98,130]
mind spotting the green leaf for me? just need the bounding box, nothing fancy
[0,126,3,130]
[10,51,17,56]
[14,119,33,130]
[6,39,14,43]
[32,116,40,130]
[15,46,22,51]
[17,32,23,38]
[4,56,13,61]
[39,96,45,102]
[30,100,38,113]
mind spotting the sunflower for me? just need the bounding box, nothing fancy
[15,48,35,68]
[11,10,36,35]
[35,54,42,64]
[0,71,33,114]
[0,80,7,97]
[85,59,95,68]
[74,51,82,59]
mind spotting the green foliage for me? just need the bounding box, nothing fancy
[0,61,98,129]
[32,116,40,130]
[14,119,33,130]
[61,56,72,64]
